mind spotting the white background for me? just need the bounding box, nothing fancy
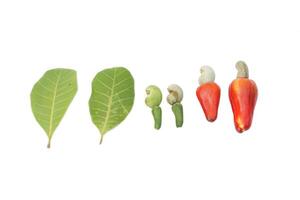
[0,0,299,199]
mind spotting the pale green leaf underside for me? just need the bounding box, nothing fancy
[89,67,135,135]
[31,68,77,140]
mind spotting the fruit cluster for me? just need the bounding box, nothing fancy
[145,61,258,133]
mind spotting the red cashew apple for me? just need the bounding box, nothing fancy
[229,61,258,133]
[196,66,221,122]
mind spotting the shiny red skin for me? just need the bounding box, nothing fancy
[196,82,221,122]
[229,78,258,133]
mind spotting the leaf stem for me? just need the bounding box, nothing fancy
[47,139,51,148]
[100,134,104,145]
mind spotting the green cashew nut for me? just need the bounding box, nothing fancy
[167,84,184,127]
[145,85,162,130]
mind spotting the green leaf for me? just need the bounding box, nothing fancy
[30,68,78,148]
[89,67,135,144]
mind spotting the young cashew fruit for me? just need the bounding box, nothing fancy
[145,85,162,130]
[167,84,184,128]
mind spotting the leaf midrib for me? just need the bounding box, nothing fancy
[101,69,116,134]
[48,71,62,138]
